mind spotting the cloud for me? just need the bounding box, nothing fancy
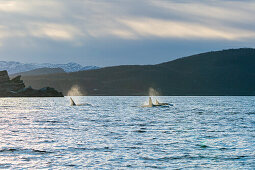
[0,1,63,17]
[29,23,84,41]
[0,0,255,65]
[110,29,137,39]
[0,1,28,13]
[151,0,255,23]
[118,18,255,40]
[1,0,255,41]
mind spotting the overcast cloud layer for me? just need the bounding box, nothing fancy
[0,0,254,66]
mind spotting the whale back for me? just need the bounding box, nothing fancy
[149,97,153,107]
[70,97,76,106]
[155,99,159,105]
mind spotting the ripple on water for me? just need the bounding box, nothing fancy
[0,148,52,154]
[0,96,254,169]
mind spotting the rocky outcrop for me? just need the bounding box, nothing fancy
[0,70,63,97]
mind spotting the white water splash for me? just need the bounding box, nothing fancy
[67,85,86,96]
[148,87,160,96]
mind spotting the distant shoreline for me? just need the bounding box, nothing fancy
[16,48,255,97]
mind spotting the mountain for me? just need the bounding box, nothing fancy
[0,61,99,74]
[11,68,65,77]
[20,48,255,96]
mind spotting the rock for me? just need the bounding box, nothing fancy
[9,75,26,92]
[0,70,63,97]
[0,71,10,84]
[14,86,63,97]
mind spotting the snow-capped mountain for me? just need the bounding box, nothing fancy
[0,61,99,74]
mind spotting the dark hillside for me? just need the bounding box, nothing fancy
[21,48,255,95]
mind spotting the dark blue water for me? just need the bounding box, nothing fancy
[0,96,254,169]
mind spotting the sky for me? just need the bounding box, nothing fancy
[0,0,255,66]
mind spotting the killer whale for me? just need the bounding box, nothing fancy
[70,97,91,106]
[142,97,172,107]
[155,99,171,106]
[70,97,76,106]
[142,97,154,107]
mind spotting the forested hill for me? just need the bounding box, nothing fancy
[21,48,255,96]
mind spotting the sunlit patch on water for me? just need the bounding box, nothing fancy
[0,96,254,169]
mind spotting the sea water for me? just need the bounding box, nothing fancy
[0,96,254,169]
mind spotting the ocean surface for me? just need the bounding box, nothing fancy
[0,96,254,169]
